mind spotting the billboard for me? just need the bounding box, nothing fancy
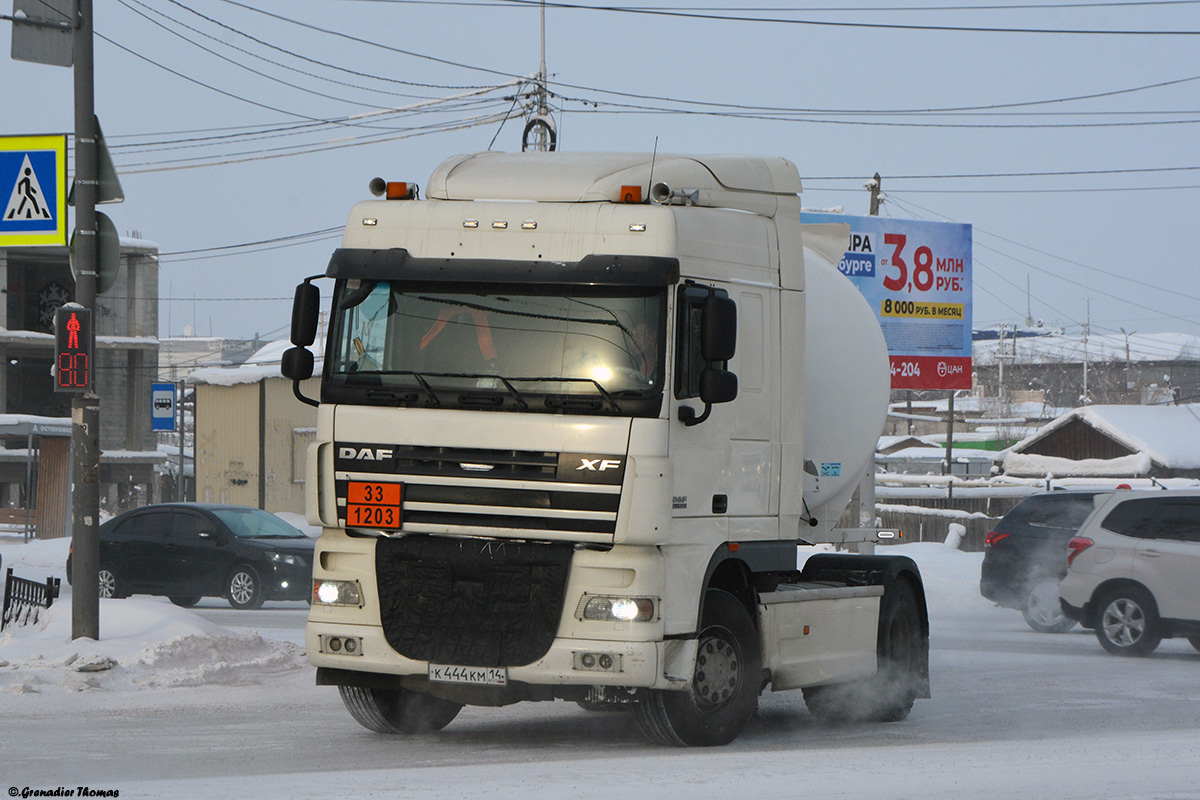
[801,212,973,390]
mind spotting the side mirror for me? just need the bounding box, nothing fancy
[699,367,738,405]
[281,346,315,381]
[291,282,320,346]
[700,294,736,362]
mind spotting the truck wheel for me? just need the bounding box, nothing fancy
[1095,586,1162,656]
[1021,578,1076,634]
[804,578,921,723]
[169,596,202,608]
[633,590,761,746]
[338,685,463,734]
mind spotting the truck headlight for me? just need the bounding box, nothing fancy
[313,579,363,607]
[577,595,658,622]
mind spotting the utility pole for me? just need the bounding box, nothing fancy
[1081,299,1090,404]
[857,173,884,534]
[521,0,556,152]
[867,173,882,216]
[71,0,101,641]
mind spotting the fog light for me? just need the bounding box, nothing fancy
[573,651,623,673]
[344,638,357,654]
[328,637,342,652]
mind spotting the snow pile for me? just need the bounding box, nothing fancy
[0,598,306,694]
[0,534,306,695]
[1003,450,1153,478]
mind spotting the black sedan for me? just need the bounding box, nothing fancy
[67,503,315,609]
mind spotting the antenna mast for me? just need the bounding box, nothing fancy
[522,0,557,151]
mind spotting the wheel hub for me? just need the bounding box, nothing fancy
[230,572,254,605]
[1027,581,1065,626]
[692,630,740,711]
[1102,599,1145,646]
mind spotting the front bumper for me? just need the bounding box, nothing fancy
[306,617,690,691]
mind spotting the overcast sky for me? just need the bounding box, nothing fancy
[3,0,1198,344]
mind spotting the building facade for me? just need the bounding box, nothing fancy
[0,239,164,533]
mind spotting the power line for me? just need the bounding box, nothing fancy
[885,192,1200,330]
[158,0,502,94]
[158,227,344,257]
[114,0,420,112]
[352,0,1200,9]
[890,193,1200,305]
[480,0,1200,34]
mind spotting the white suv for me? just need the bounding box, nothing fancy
[1059,489,1200,656]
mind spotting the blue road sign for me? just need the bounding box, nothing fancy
[152,383,177,432]
[1,135,68,246]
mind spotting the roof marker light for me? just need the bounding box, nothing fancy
[369,178,417,200]
[629,223,647,232]
[362,218,377,226]
[521,221,537,230]
[492,220,508,229]
[463,219,479,229]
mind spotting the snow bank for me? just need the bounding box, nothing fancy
[0,599,306,694]
[0,535,306,695]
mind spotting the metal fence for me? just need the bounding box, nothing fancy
[2,567,61,630]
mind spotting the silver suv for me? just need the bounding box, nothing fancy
[1059,489,1200,656]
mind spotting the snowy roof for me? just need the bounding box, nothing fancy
[974,331,1200,366]
[1004,403,1200,475]
[188,339,321,386]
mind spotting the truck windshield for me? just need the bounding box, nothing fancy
[325,280,666,416]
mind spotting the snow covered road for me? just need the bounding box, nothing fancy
[2,539,1198,799]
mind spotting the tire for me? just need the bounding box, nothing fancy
[1021,578,1076,634]
[633,590,762,747]
[169,596,202,608]
[98,565,121,599]
[227,565,266,610]
[804,579,922,724]
[338,685,463,734]
[1095,586,1162,656]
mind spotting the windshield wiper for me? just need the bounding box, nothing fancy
[504,376,621,413]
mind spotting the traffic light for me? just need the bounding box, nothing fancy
[54,305,92,392]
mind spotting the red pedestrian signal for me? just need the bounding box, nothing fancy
[54,306,92,392]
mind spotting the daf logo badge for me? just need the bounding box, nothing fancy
[338,447,394,461]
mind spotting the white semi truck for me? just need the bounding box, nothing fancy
[282,151,930,746]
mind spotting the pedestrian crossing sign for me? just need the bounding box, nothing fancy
[0,135,68,247]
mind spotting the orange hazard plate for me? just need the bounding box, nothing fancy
[346,481,403,529]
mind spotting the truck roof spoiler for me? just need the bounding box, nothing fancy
[426,152,802,218]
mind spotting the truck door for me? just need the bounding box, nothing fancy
[668,283,776,524]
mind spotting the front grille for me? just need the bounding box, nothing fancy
[375,534,573,667]
[336,444,623,542]
[390,446,560,481]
